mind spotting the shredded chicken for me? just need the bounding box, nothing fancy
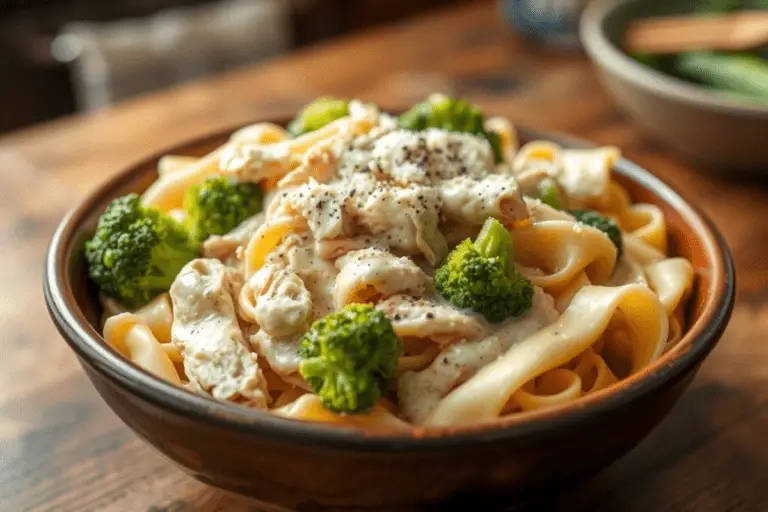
[248,329,303,378]
[287,180,351,240]
[202,212,266,261]
[376,295,487,345]
[314,235,387,260]
[170,258,268,407]
[242,264,312,337]
[370,129,494,184]
[219,140,293,183]
[353,181,447,264]
[438,174,529,226]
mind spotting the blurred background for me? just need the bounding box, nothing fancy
[0,0,465,134]
[2,0,767,167]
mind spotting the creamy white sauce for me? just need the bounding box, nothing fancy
[397,288,559,424]
[248,265,312,338]
[370,129,494,184]
[376,294,487,345]
[334,248,432,308]
[438,174,528,225]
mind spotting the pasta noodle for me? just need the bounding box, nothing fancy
[425,284,667,426]
[572,349,619,393]
[157,155,199,178]
[511,368,582,412]
[623,233,667,265]
[100,293,174,343]
[512,140,562,173]
[134,293,174,343]
[230,122,290,144]
[513,220,618,294]
[273,394,409,429]
[88,96,696,430]
[645,257,695,315]
[244,217,309,276]
[624,203,667,253]
[554,271,591,313]
[142,148,223,212]
[485,116,519,163]
[103,313,181,384]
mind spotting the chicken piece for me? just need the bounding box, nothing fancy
[278,143,338,188]
[370,129,494,184]
[523,197,574,223]
[334,248,432,308]
[248,328,303,378]
[557,147,619,203]
[315,235,388,260]
[288,179,351,240]
[398,288,558,424]
[240,265,312,337]
[253,233,339,322]
[202,212,266,261]
[376,295,487,346]
[219,140,293,183]
[438,174,529,227]
[353,181,448,264]
[170,258,268,407]
[334,104,400,177]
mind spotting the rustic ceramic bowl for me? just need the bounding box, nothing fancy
[581,0,768,171]
[44,124,735,511]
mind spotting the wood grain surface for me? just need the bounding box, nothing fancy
[1,1,766,510]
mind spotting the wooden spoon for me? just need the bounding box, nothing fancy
[624,10,768,54]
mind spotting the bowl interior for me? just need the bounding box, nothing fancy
[49,124,733,444]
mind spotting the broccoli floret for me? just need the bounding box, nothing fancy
[287,96,350,137]
[435,217,533,323]
[85,194,199,308]
[183,176,263,241]
[569,209,623,259]
[299,304,402,414]
[398,94,503,162]
[536,178,564,210]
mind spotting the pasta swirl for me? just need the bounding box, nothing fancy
[425,284,668,426]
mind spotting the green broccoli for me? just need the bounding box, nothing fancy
[287,96,350,137]
[299,304,402,414]
[85,194,199,308]
[536,178,564,210]
[183,176,263,242]
[569,209,623,259]
[398,94,504,163]
[435,217,533,323]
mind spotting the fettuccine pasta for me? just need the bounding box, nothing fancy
[88,96,696,429]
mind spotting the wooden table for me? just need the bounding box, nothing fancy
[1,1,766,510]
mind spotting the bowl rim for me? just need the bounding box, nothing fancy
[44,123,735,452]
[581,0,768,118]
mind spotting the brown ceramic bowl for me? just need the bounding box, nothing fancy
[581,0,768,171]
[44,123,735,511]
